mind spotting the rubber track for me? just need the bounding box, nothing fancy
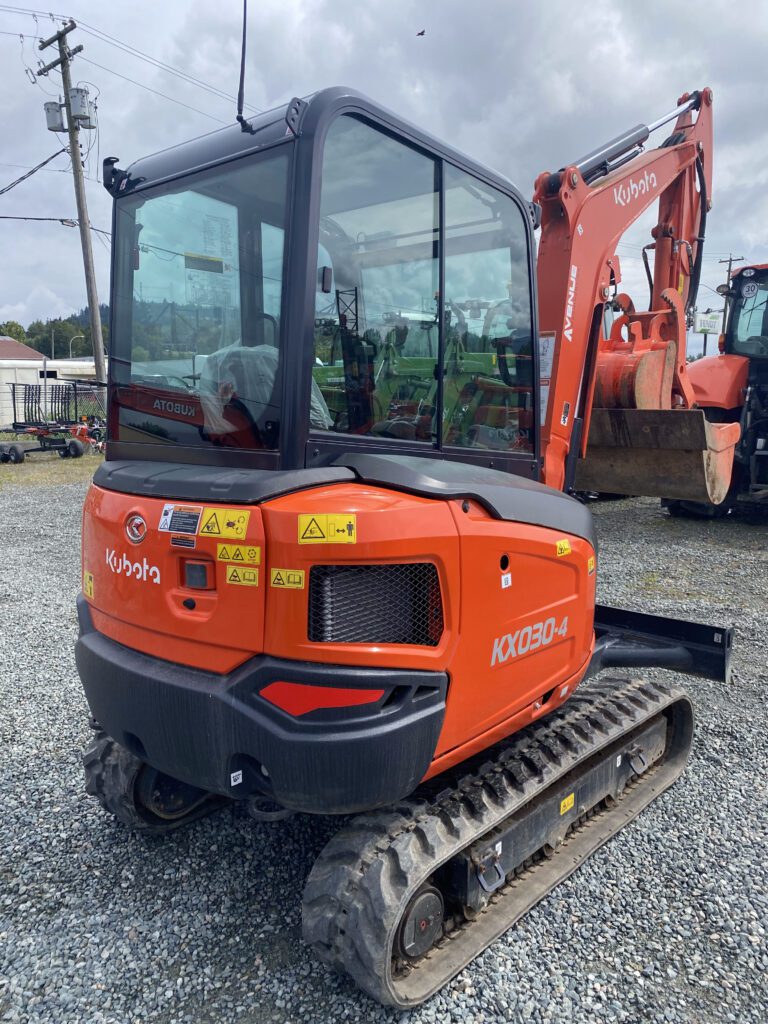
[83,729,223,833]
[302,676,693,1007]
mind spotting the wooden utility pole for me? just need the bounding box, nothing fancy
[38,20,107,384]
[718,254,744,335]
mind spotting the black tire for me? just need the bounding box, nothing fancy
[663,498,732,519]
[89,428,103,442]
[7,444,25,464]
[58,447,70,459]
[83,729,222,833]
[0,449,8,463]
[68,438,85,458]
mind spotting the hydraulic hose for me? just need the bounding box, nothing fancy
[687,155,707,315]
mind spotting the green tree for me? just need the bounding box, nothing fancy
[0,320,27,343]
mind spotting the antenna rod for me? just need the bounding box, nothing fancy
[236,0,248,128]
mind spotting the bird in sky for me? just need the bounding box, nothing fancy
[417,29,425,36]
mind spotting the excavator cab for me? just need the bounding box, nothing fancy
[107,89,539,481]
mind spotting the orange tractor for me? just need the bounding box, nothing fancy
[78,87,732,1006]
[664,263,768,516]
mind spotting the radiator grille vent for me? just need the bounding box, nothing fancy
[308,563,443,646]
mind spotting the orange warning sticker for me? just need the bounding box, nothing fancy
[216,543,260,566]
[224,565,259,587]
[200,508,251,540]
[298,513,356,544]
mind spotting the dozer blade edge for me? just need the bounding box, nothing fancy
[575,408,740,503]
[302,676,693,1008]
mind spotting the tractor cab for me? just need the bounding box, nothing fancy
[107,87,540,481]
[725,266,768,361]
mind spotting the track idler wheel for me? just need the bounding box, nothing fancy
[395,885,445,960]
[83,728,225,833]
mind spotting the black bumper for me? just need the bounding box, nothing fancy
[75,597,447,814]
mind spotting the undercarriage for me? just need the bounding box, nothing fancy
[83,673,699,1006]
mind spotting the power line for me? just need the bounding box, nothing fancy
[78,55,228,124]
[76,21,262,114]
[0,147,66,194]
[0,5,259,116]
[0,214,110,235]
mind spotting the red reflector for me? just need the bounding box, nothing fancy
[260,681,385,716]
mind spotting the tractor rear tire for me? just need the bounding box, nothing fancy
[663,497,733,519]
[7,444,25,464]
[83,730,223,833]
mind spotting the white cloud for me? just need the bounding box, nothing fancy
[0,0,764,331]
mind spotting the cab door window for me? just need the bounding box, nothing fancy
[442,166,535,453]
[312,116,439,440]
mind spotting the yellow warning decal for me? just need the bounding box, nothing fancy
[560,792,575,816]
[587,555,596,575]
[556,538,572,557]
[224,565,259,587]
[270,568,306,589]
[298,513,356,545]
[199,508,251,540]
[83,571,94,599]
[216,543,261,566]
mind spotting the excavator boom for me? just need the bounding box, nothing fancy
[534,88,739,502]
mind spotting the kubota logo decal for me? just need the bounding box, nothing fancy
[613,170,658,208]
[491,615,569,666]
[563,264,578,342]
[106,548,161,584]
[153,398,196,417]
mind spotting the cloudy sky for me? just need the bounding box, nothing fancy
[1,0,765,351]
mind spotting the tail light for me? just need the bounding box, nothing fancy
[260,681,384,716]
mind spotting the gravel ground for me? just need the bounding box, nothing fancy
[0,481,766,1024]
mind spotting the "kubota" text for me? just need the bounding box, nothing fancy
[613,170,657,208]
[106,549,161,584]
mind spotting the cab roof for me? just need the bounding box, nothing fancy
[112,86,528,214]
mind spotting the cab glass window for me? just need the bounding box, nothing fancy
[731,273,768,357]
[312,116,439,440]
[112,149,290,451]
[442,166,534,452]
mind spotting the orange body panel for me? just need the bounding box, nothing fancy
[82,482,595,782]
[82,485,265,672]
[688,354,749,411]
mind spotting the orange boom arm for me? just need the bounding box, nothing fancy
[533,89,738,502]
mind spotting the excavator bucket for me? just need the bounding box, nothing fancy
[575,408,740,503]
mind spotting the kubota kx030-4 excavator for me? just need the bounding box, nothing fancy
[78,87,732,1007]
[664,262,768,516]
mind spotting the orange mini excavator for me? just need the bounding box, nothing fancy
[78,87,732,1007]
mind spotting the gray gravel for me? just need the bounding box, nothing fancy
[0,481,766,1024]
